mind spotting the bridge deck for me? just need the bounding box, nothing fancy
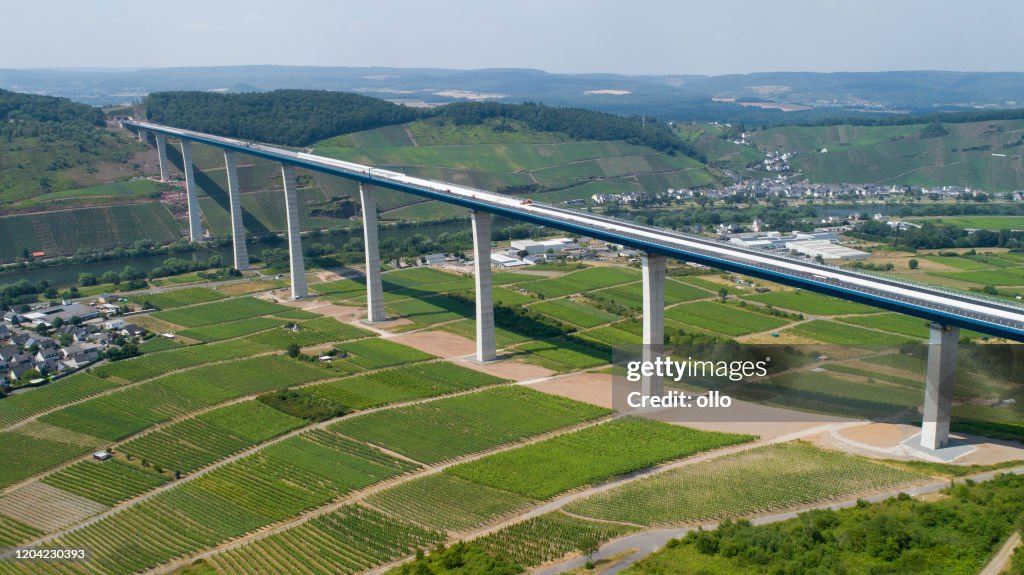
[124,121,1024,342]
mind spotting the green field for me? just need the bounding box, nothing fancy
[520,267,639,298]
[42,459,169,506]
[92,339,271,382]
[386,294,474,330]
[0,372,120,427]
[786,319,914,345]
[475,512,637,569]
[306,362,504,411]
[837,313,936,340]
[118,401,306,473]
[912,215,1024,230]
[10,431,420,575]
[207,504,444,575]
[515,336,610,371]
[742,290,876,315]
[332,338,434,370]
[591,279,709,309]
[152,297,291,327]
[530,298,620,328]
[42,356,330,442]
[134,287,226,310]
[449,418,752,500]
[748,119,1024,191]
[0,203,183,262]
[666,301,789,336]
[365,473,534,533]
[565,442,927,525]
[178,317,284,342]
[330,386,610,464]
[244,316,373,348]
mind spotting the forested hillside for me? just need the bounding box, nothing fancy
[143,90,420,147]
[0,90,143,209]
[143,91,703,159]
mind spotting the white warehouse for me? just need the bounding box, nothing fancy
[786,240,869,260]
[509,237,577,255]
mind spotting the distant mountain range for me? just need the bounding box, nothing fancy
[2,66,1024,124]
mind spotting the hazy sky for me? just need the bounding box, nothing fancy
[2,0,1021,75]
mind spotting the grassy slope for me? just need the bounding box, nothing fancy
[313,117,720,215]
[747,119,1024,190]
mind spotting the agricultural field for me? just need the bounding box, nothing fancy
[475,512,637,569]
[515,336,610,371]
[837,313,938,340]
[330,386,610,464]
[0,482,108,533]
[306,362,505,411]
[785,320,914,345]
[449,418,752,500]
[736,369,923,419]
[332,338,434,370]
[530,298,621,328]
[565,442,929,526]
[118,401,306,473]
[42,355,330,442]
[0,419,109,489]
[519,267,639,298]
[207,504,445,575]
[92,338,271,382]
[742,290,876,315]
[178,317,284,342]
[0,203,182,263]
[591,279,709,310]
[577,322,644,347]
[666,301,789,336]
[42,459,169,506]
[0,514,40,548]
[365,473,535,533]
[386,294,474,330]
[152,297,291,328]
[2,431,421,575]
[749,119,1024,191]
[136,288,226,310]
[0,372,120,427]
[438,319,534,347]
[244,317,372,348]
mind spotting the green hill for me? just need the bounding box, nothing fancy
[312,116,721,217]
[745,119,1024,191]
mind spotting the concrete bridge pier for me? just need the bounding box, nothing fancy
[137,128,147,143]
[359,184,386,322]
[223,151,249,270]
[472,210,496,362]
[921,323,960,450]
[280,164,308,299]
[179,140,203,242]
[641,252,667,397]
[154,132,170,182]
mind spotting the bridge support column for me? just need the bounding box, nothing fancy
[137,128,147,143]
[280,164,308,299]
[360,184,386,322]
[179,140,203,242]
[223,151,249,270]
[642,252,666,397]
[921,323,959,450]
[472,210,496,362]
[154,132,170,182]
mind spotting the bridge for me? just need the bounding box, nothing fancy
[124,120,1023,451]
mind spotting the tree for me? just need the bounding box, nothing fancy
[286,343,301,358]
[78,273,97,286]
[578,534,602,569]
[908,259,919,269]
[718,287,729,302]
